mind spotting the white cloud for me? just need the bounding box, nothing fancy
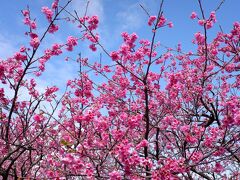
[116,3,145,31]
[0,34,18,59]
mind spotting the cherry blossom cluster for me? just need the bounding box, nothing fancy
[0,0,239,179]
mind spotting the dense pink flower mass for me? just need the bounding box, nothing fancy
[41,6,53,22]
[0,0,239,179]
[48,24,59,33]
[66,36,78,51]
[30,37,40,48]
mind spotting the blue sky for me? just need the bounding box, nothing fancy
[0,0,239,93]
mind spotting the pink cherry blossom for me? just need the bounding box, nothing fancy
[198,19,205,26]
[168,21,173,28]
[30,37,40,48]
[190,12,197,19]
[51,0,59,9]
[214,162,224,173]
[66,36,78,51]
[157,15,166,27]
[48,24,59,33]
[41,6,53,22]
[148,15,157,26]
[0,1,239,179]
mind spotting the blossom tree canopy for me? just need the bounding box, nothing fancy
[0,0,239,179]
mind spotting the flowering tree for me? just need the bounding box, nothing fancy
[0,0,239,179]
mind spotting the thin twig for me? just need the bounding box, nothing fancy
[215,0,225,12]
